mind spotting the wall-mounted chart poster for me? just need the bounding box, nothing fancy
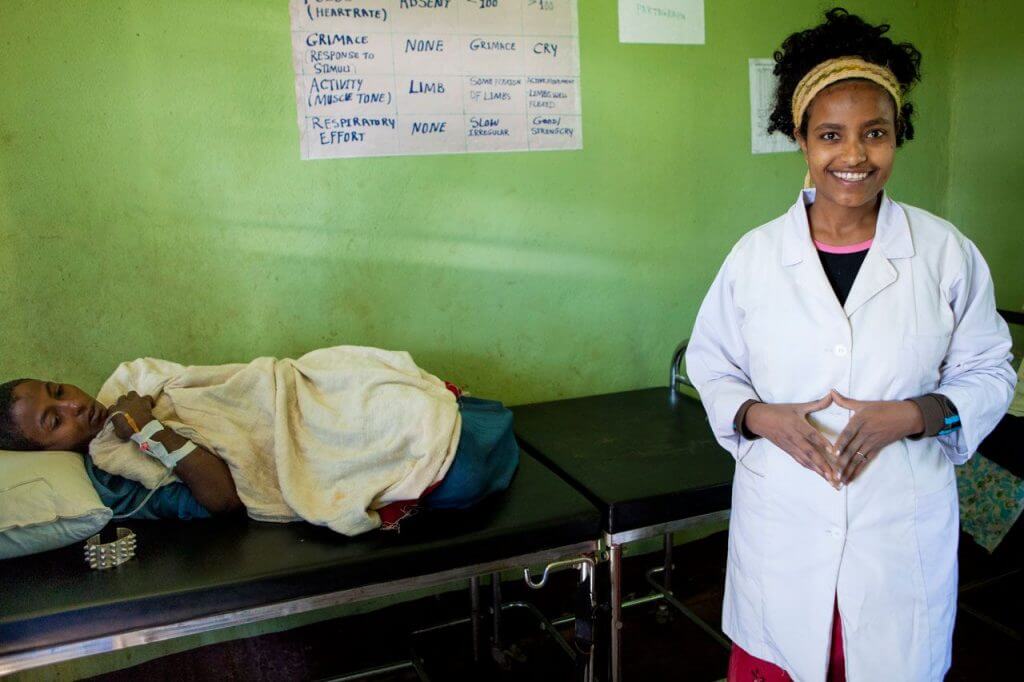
[618,0,704,45]
[748,58,799,154]
[289,0,582,160]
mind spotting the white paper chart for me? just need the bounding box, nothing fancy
[618,0,704,45]
[748,58,799,155]
[289,0,582,160]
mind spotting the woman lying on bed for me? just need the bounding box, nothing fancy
[0,346,519,536]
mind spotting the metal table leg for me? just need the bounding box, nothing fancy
[643,567,731,649]
[490,572,508,668]
[662,533,673,593]
[469,576,482,663]
[609,543,623,682]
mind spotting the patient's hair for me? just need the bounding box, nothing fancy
[769,7,922,145]
[0,378,36,451]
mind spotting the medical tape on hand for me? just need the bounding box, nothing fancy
[108,410,140,433]
[130,419,197,469]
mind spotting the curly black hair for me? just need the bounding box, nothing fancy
[769,7,922,145]
[0,378,36,451]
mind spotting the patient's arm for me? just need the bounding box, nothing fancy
[150,427,243,514]
[111,392,243,515]
[128,425,242,515]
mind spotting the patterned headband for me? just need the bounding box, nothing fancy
[791,56,903,131]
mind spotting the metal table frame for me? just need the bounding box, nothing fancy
[0,540,599,679]
[597,339,732,681]
[604,511,731,681]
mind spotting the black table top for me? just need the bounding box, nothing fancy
[0,455,599,658]
[513,387,734,534]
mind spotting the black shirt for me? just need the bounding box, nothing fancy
[817,247,869,306]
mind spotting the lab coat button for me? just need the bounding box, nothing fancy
[833,344,848,357]
[827,528,843,539]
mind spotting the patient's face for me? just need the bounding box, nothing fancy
[9,381,108,452]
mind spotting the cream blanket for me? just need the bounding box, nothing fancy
[89,346,461,536]
[1009,361,1024,418]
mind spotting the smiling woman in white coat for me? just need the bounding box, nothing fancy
[686,8,1016,682]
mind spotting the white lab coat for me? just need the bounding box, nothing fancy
[686,190,1015,681]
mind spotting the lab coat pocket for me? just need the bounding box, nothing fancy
[737,438,768,477]
[914,475,957,540]
[913,476,958,662]
[901,333,952,391]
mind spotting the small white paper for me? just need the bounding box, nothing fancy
[749,58,799,155]
[618,0,705,45]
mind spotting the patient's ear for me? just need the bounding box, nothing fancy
[0,378,36,451]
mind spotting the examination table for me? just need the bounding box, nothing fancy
[0,455,602,678]
[514,382,734,682]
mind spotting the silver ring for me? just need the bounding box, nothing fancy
[856,451,867,461]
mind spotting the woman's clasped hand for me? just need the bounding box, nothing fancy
[745,394,839,485]
[745,389,925,488]
[830,389,925,485]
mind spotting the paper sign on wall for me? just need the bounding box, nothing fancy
[748,58,799,155]
[618,0,704,45]
[289,0,582,160]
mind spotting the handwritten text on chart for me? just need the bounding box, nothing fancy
[290,0,583,159]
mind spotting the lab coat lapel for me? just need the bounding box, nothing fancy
[781,190,915,319]
[843,193,914,317]
[780,190,847,318]
[841,245,896,318]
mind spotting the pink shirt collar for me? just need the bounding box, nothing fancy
[813,238,874,254]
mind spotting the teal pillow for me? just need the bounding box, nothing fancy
[0,450,112,559]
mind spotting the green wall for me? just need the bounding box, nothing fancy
[0,0,960,404]
[946,0,1024,309]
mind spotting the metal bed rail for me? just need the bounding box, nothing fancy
[670,339,692,391]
